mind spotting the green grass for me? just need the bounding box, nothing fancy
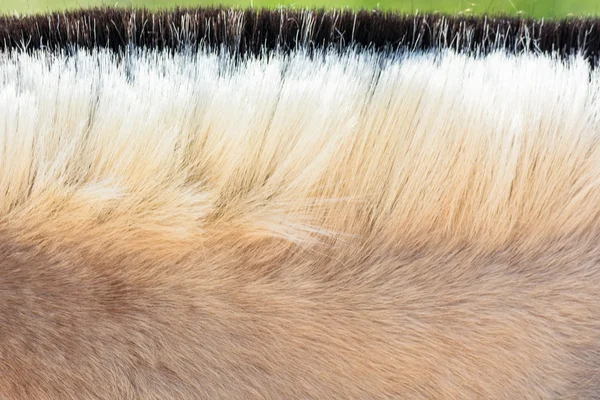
[0,0,597,18]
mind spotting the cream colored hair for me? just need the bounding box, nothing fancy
[0,49,599,398]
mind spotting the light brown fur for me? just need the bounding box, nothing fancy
[0,50,599,398]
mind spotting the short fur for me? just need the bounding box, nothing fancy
[1,10,600,399]
[1,8,600,63]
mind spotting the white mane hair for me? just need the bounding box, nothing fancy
[1,47,600,398]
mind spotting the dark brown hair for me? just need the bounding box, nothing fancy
[1,8,599,63]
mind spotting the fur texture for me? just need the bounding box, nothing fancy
[1,11,600,398]
[1,9,600,63]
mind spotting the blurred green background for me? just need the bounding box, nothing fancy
[0,0,596,18]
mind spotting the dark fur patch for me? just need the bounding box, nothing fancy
[0,8,600,63]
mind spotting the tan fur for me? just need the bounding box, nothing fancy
[0,49,599,398]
